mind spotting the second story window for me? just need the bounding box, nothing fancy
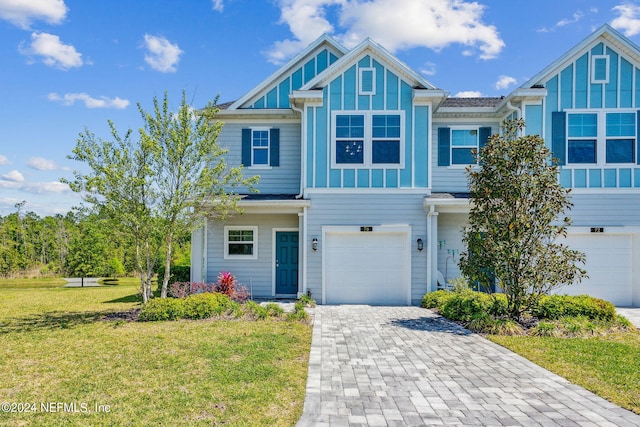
[437,126,491,167]
[252,129,270,165]
[333,111,404,168]
[241,127,280,168]
[566,111,636,165]
[451,129,479,165]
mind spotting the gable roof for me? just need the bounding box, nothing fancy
[299,37,440,92]
[521,24,640,89]
[227,34,348,110]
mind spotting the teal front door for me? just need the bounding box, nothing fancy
[275,231,299,295]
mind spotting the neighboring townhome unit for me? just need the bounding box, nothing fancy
[192,24,640,308]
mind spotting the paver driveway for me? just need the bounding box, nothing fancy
[297,306,640,426]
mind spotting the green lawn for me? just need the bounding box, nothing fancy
[0,279,312,426]
[490,332,640,415]
[0,277,67,289]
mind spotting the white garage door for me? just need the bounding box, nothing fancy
[560,234,632,306]
[324,229,410,305]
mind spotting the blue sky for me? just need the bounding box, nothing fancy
[2,0,640,216]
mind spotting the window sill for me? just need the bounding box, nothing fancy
[248,165,273,170]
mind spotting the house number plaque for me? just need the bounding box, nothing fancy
[360,226,373,232]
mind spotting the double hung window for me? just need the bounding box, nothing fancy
[567,111,636,164]
[333,111,403,167]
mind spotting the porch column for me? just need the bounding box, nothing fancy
[427,207,439,292]
[299,209,306,297]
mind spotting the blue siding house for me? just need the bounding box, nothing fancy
[192,25,640,307]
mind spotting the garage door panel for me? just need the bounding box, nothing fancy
[558,234,632,306]
[324,231,409,305]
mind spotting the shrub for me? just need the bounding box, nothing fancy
[215,271,250,302]
[297,294,316,308]
[467,315,524,335]
[263,302,285,317]
[421,290,455,310]
[533,295,616,321]
[488,293,508,317]
[287,302,309,322]
[139,298,185,321]
[243,301,268,319]
[182,293,231,320]
[530,321,559,337]
[441,291,494,322]
[448,276,471,293]
[168,282,215,298]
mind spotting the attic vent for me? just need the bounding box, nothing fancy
[591,55,609,84]
[359,67,376,95]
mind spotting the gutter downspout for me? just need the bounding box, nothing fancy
[426,205,436,293]
[290,100,306,200]
[291,99,308,297]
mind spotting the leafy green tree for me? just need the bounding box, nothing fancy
[459,119,587,320]
[65,213,110,277]
[65,121,161,302]
[65,91,256,301]
[140,92,257,298]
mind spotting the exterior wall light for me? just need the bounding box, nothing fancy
[312,237,318,251]
[417,238,424,251]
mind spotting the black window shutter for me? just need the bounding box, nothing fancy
[551,112,567,166]
[241,128,251,166]
[270,128,280,167]
[437,127,450,166]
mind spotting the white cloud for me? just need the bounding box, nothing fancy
[612,3,640,36]
[211,0,224,12]
[0,154,9,165]
[20,32,83,70]
[1,170,25,182]
[142,34,183,73]
[48,92,130,109]
[0,0,67,29]
[0,179,70,194]
[266,0,504,64]
[454,91,482,98]
[495,75,517,90]
[420,61,436,76]
[28,156,60,171]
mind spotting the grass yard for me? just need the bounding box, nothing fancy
[0,279,312,426]
[0,277,67,289]
[489,332,640,415]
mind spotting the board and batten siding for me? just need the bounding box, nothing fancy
[206,214,299,297]
[218,122,301,194]
[543,41,640,149]
[304,193,429,304]
[305,55,430,190]
[247,48,341,109]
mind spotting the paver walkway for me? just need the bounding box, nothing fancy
[297,306,640,426]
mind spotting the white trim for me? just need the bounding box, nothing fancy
[449,126,480,166]
[321,225,412,305]
[300,39,438,92]
[228,34,348,110]
[250,127,271,167]
[305,187,430,195]
[359,67,376,95]
[272,228,299,296]
[591,54,610,84]
[565,109,638,167]
[331,110,406,169]
[224,226,258,260]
